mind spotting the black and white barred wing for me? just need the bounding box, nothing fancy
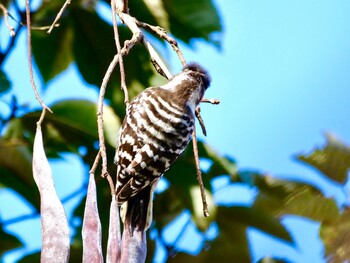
[115,87,194,204]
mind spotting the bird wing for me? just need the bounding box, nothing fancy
[115,87,190,203]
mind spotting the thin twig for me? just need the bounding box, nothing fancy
[25,0,52,114]
[0,12,23,66]
[34,25,60,31]
[0,3,15,36]
[89,150,102,175]
[201,98,220,105]
[106,168,116,195]
[90,150,115,195]
[111,0,129,104]
[47,0,71,34]
[96,33,142,195]
[116,10,171,79]
[195,107,207,136]
[115,0,128,14]
[143,39,172,79]
[36,108,47,126]
[192,126,209,217]
[137,21,186,67]
[196,98,220,135]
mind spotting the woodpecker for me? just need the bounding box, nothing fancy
[114,62,211,232]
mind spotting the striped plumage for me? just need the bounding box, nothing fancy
[114,62,211,232]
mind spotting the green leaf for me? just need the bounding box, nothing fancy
[197,141,237,179]
[127,0,163,29]
[159,141,236,230]
[70,7,155,116]
[32,16,73,83]
[168,217,251,263]
[137,0,169,29]
[251,174,339,223]
[0,139,40,210]
[200,206,252,262]
[164,152,216,229]
[0,69,11,94]
[103,103,121,147]
[17,251,41,263]
[70,7,117,88]
[32,0,69,23]
[163,0,222,46]
[282,187,339,222]
[258,257,293,263]
[222,206,293,244]
[3,117,25,140]
[296,133,350,184]
[154,187,188,230]
[127,0,222,47]
[189,185,216,231]
[320,208,350,263]
[0,225,23,256]
[21,100,120,156]
[154,183,216,231]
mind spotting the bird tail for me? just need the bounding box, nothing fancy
[120,186,153,233]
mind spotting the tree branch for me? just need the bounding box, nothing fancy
[201,98,220,105]
[0,8,23,66]
[95,23,143,195]
[137,21,186,67]
[195,107,207,136]
[25,0,52,121]
[192,125,209,217]
[115,8,172,79]
[47,0,71,34]
[0,3,15,36]
[111,0,129,104]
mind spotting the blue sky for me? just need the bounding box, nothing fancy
[1,0,350,262]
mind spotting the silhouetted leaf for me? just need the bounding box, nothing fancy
[166,252,198,263]
[296,133,350,184]
[0,225,22,255]
[145,232,156,263]
[69,7,155,117]
[221,206,293,244]
[0,139,40,210]
[199,207,251,262]
[163,0,222,46]
[0,69,11,94]
[32,17,73,83]
[156,141,235,231]
[161,152,217,230]
[17,251,41,263]
[71,7,116,88]
[154,186,187,230]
